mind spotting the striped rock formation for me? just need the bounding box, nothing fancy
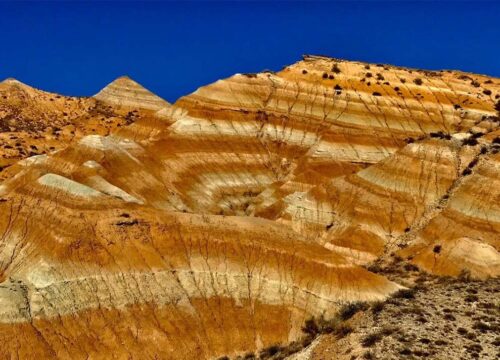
[94,76,170,111]
[0,56,499,359]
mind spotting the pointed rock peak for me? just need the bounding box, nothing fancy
[94,76,170,111]
[0,77,30,88]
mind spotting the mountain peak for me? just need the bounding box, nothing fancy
[0,77,30,88]
[94,76,169,111]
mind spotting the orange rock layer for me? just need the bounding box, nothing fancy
[0,56,499,359]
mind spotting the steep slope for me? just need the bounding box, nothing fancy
[0,56,499,359]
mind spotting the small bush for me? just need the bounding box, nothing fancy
[393,288,416,299]
[302,69,308,74]
[413,78,423,85]
[472,321,491,333]
[259,344,282,359]
[301,318,319,336]
[404,263,419,272]
[366,72,373,78]
[371,301,385,314]
[462,137,478,146]
[372,92,382,97]
[399,348,412,355]
[433,245,441,254]
[335,324,353,338]
[322,73,328,79]
[339,302,369,321]
[465,294,479,303]
[362,332,383,347]
[444,314,456,321]
[332,64,341,73]
[483,89,492,95]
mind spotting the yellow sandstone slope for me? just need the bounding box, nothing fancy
[0,55,498,359]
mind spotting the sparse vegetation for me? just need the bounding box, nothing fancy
[362,332,383,347]
[339,302,369,321]
[413,78,423,85]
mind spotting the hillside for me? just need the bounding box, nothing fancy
[0,56,499,359]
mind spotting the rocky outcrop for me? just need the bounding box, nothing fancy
[0,56,499,359]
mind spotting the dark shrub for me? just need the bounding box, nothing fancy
[322,73,328,79]
[259,345,282,359]
[301,318,319,336]
[302,69,308,74]
[462,137,478,146]
[444,314,456,321]
[433,245,441,254]
[400,348,412,355]
[339,302,369,321]
[366,72,373,78]
[332,64,341,73]
[404,263,419,272]
[413,78,423,85]
[483,89,492,95]
[371,301,385,314]
[393,288,416,299]
[335,324,353,338]
[473,321,491,333]
[465,294,479,303]
[362,332,383,347]
[372,92,382,96]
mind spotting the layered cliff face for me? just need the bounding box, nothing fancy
[0,56,499,359]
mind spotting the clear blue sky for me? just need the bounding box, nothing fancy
[1,1,499,102]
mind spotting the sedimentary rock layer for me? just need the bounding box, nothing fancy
[0,55,499,358]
